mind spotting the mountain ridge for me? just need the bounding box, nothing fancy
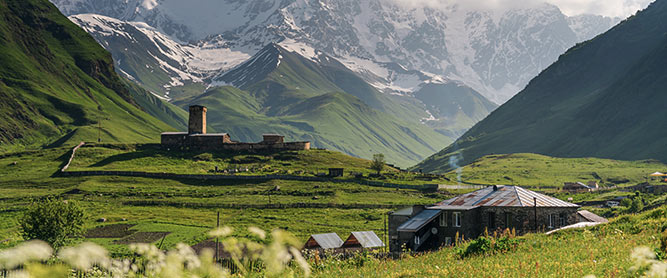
[415,0,667,173]
[52,0,620,104]
[0,0,178,152]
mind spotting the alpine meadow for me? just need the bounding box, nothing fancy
[1,0,666,277]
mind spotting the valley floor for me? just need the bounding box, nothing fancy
[1,145,666,277]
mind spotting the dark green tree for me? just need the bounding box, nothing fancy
[19,199,85,248]
[629,197,644,213]
[370,153,386,175]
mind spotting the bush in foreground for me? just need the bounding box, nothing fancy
[19,199,85,249]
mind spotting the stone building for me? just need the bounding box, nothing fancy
[563,181,599,192]
[161,105,310,151]
[388,185,586,252]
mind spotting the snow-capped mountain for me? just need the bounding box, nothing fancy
[51,0,619,104]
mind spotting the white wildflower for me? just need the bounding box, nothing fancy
[0,240,52,269]
[209,226,233,238]
[646,261,667,278]
[58,242,110,270]
[290,246,311,277]
[248,226,266,240]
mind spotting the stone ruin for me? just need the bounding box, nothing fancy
[161,105,310,151]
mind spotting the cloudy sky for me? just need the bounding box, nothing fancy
[390,0,655,18]
[549,0,654,17]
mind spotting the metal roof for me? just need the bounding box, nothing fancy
[392,206,417,216]
[430,185,578,209]
[397,209,440,232]
[308,233,343,249]
[189,133,229,137]
[344,231,385,248]
[577,210,608,223]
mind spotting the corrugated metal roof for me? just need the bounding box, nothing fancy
[309,233,343,249]
[577,210,608,223]
[397,209,440,232]
[430,186,578,209]
[345,231,385,248]
[189,133,229,137]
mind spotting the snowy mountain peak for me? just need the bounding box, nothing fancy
[53,0,620,103]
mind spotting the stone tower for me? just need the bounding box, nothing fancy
[188,105,206,134]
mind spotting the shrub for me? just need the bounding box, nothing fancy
[19,199,85,249]
[629,197,644,213]
[193,153,214,161]
[620,198,633,207]
[370,154,385,175]
[457,229,520,258]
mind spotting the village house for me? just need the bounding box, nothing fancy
[563,181,599,192]
[388,185,599,252]
[161,105,310,151]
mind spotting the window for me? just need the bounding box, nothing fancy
[488,212,496,228]
[560,213,567,227]
[445,237,452,246]
[453,212,462,227]
[414,236,420,245]
[549,214,558,228]
[505,212,513,228]
[439,212,448,227]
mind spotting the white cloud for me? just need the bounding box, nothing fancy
[387,0,655,18]
[547,0,654,18]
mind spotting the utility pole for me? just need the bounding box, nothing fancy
[384,212,388,253]
[215,212,220,262]
[533,197,538,232]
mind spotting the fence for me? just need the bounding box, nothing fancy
[122,200,402,209]
[58,170,440,191]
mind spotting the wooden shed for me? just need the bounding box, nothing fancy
[303,233,343,250]
[342,231,385,250]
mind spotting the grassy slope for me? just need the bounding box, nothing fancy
[415,1,667,173]
[0,146,447,255]
[123,79,187,130]
[439,153,667,188]
[0,0,173,152]
[415,83,498,138]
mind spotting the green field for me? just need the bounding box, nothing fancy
[0,146,448,256]
[2,146,666,276]
[440,153,667,189]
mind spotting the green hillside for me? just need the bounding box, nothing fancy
[438,153,667,188]
[0,0,176,152]
[415,83,498,138]
[180,44,455,167]
[416,1,667,173]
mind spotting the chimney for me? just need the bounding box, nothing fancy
[188,105,207,134]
